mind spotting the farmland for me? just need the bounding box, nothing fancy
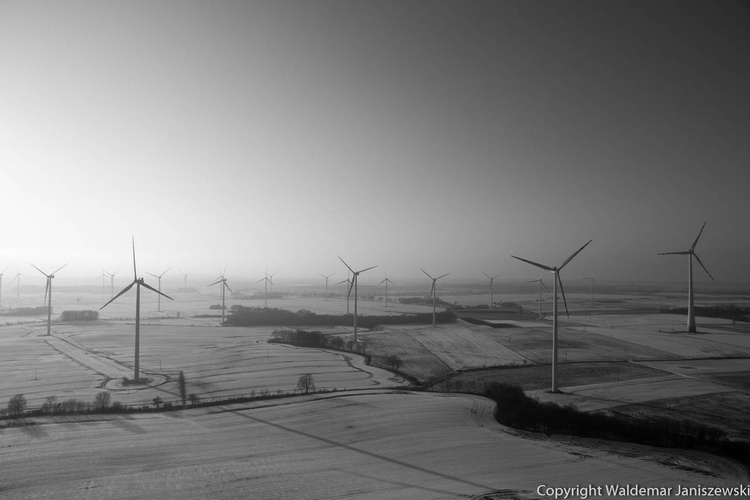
[1,281,749,498]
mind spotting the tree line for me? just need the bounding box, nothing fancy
[226,306,456,328]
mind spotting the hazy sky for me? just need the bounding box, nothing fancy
[1,1,749,286]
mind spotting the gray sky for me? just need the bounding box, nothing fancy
[1,1,748,285]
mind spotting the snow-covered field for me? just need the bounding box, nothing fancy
[1,391,743,499]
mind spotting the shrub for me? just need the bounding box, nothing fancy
[92,391,111,410]
[60,310,99,321]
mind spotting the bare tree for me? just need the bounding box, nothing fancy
[188,394,200,406]
[384,354,404,372]
[93,391,111,410]
[152,396,163,409]
[44,395,58,415]
[7,394,27,416]
[296,373,316,394]
[178,371,187,409]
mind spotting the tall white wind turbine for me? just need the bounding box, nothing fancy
[421,269,450,327]
[147,268,170,312]
[107,271,118,298]
[658,222,714,333]
[339,257,377,343]
[319,272,334,301]
[100,238,173,383]
[526,278,550,320]
[31,263,67,336]
[512,239,592,392]
[482,272,502,309]
[209,269,233,324]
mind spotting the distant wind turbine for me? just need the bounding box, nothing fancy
[0,266,8,308]
[482,272,502,309]
[147,268,170,312]
[179,271,190,296]
[512,239,592,393]
[209,269,232,324]
[31,263,67,336]
[107,271,118,298]
[339,257,377,343]
[12,271,23,300]
[319,272,334,301]
[100,238,173,383]
[334,273,352,314]
[526,278,550,320]
[583,276,597,303]
[266,270,277,293]
[96,269,107,296]
[421,269,450,327]
[658,222,714,333]
[379,275,394,307]
[257,275,272,307]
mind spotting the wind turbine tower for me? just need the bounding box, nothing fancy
[147,268,170,312]
[658,222,714,333]
[512,239,592,392]
[31,263,67,336]
[526,278,550,320]
[319,272,334,301]
[482,272,502,309]
[421,269,450,327]
[100,238,173,383]
[339,257,377,343]
[334,273,352,314]
[209,271,233,324]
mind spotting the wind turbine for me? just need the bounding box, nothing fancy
[147,268,170,312]
[209,270,232,324]
[334,272,352,314]
[266,270,277,293]
[107,271,118,298]
[482,272,502,309]
[526,278,550,320]
[512,239,592,393]
[339,257,377,343]
[379,275,394,307]
[583,275,597,303]
[421,269,450,327]
[319,272,334,301]
[12,271,23,300]
[257,275,272,307]
[179,270,190,296]
[658,222,714,333]
[96,269,108,296]
[100,238,173,383]
[0,266,8,308]
[31,263,67,336]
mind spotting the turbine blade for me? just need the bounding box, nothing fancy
[541,280,550,293]
[147,272,158,278]
[338,256,354,274]
[493,274,502,279]
[224,282,233,294]
[347,277,355,297]
[421,268,434,280]
[100,281,136,309]
[141,281,174,301]
[208,279,223,287]
[436,273,450,280]
[161,268,171,277]
[693,253,715,281]
[658,251,690,255]
[357,265,377,274]
[132,237,137,279]
[31,264,48,277]
[482,272,491,279]
[559,239,593,270]
[690,222,707,252]
[52,263,68,275]
[557,274,570,318]
[511,256,554,272]
[334,279,347,286]
[379,278,386,285]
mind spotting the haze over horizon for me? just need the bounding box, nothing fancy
[2,1,749,286]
